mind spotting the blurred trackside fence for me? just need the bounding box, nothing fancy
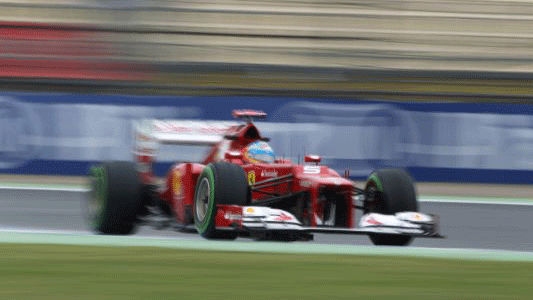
[0,21,149,81]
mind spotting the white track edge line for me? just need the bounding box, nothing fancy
[420,198,533,206]
[1,227,533,259]
[1,185,532,205]
[0,186,89,192]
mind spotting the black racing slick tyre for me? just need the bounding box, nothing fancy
[364,169,419,246]
[85,161,143,235]
[194,162,249,240]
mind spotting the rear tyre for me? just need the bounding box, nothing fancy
[194,162,249,240]
[364,169,418,246]
[85,161,142,235]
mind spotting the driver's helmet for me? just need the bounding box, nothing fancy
[243,141,276,163]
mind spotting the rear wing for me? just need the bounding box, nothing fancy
[133,111,265,183]
[133,119,239,183]
[135,110,266,150]
[134,119,239,150]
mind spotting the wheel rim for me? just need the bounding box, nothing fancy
[86,167,107,228]
[195,177,211,223]
[87,178,103,222]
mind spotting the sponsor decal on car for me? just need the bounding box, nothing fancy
[303,165,321,174]
[261,170,278,177]
[247,170,256,185]
[154,123,191,133]
[274,213,293,221]
[173,170,182,196]
[152,121,233,134]
[323,177,345,185]
[246,207,255,213]
[366,216,382,225]
[198,126,228,134]
[224,212,242,220]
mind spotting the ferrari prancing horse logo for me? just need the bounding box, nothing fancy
[247,171,255,185]
[173,170,182,196]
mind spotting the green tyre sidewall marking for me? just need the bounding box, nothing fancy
[367,173,383,191]
[195,166,216,235]
[89,165,108,230]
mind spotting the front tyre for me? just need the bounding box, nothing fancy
[194,162,249,240]
[84,161,142,235]
[364,169,418,246]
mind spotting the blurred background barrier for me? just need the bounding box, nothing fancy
[2,0,533,71]
[0,93,531,183]
[0,20,149,81]
[1,0,533,98]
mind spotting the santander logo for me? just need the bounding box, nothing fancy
[366,217,382,225]
[274,213,293,221]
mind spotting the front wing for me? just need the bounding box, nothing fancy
[215,205,444,239]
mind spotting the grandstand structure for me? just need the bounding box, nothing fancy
[1,0,533,86]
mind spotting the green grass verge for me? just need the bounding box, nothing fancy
[1,244,532,299]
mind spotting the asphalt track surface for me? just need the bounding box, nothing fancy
[1,189,532,252]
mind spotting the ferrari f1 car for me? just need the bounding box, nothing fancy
[85,110,443,246]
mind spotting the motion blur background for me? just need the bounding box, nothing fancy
[0,0,532,184]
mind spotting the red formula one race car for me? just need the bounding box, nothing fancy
[85,110,443,246]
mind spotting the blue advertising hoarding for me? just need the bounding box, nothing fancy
[0,92,532,183]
